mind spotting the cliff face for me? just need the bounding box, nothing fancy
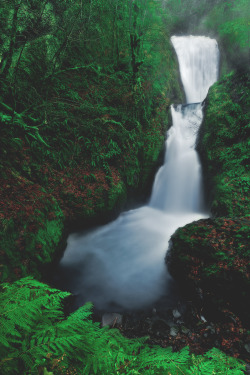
[168,71,250,324]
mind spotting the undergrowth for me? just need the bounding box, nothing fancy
[0,278,246,375]
[0,0,182,282]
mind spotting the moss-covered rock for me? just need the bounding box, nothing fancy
[198,71,250,217]
[168,217,250,322]
[168,71,250,323]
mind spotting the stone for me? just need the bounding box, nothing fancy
[102,313,123,327]
[244,343,250,354]
[246,364,250,375]
[181,326,190,334]
[173,309,181,319]
[206,325,216,334]
[200,315,207,323]
[152,318,170,331]
[170,326,179,337]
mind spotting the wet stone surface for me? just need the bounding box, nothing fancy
[94,301,250,363]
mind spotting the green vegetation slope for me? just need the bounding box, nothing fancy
[0,0,182,282]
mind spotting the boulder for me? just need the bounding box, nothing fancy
[167,217,250,324]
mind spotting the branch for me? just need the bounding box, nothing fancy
[0,102,39,125]
[45,64,99,79]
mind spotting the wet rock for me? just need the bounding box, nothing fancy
[102,313,123,327]
[170,326,179,337]
[246,364,250,375]
[244,343,250,354]
[173,309,181,319]
[181,326,190,334]
[176,319,184,325]
[206,325,216,334]
[168,217,250,324]
[166,319,175,328]
[152,318,170,331]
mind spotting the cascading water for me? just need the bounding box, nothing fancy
[56,36,219,311]
[171,36,219,104]
[149,103,205,213]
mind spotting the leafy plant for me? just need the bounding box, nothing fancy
[0,278,246,374]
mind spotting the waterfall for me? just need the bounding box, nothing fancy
[171,36,219,103]
[149,103,205,213]
[56,36,219,311]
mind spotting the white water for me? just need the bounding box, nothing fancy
[57,36,219,311]
[171,36,219,103]
[149,103,204,212]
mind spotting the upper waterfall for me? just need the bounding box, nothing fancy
[171,36,219,103]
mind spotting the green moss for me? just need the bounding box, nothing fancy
[0,208,64,282]
[198,71,250,217]
[169,71,250,322]
[169,217,250,321]
[27,218,64,263]
[0,17,183,283]
[108,179,127,212]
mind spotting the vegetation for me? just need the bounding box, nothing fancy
[169,217,250,322]
[0,0,249,374]
[203,0,250,73]
[168,62,250,345]
[0,0,182,282]
[199,72,250,217]
[0,278,246,375]
[164,0,249,72]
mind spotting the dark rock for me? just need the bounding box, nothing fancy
[206,326,216,335]
[244,343,250,354]
[152,318,170,331]
[167,216,250,325]
[246,364,250,375]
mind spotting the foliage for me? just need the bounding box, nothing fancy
[0,0,183,282]
[160,0,249,74]
[0,278,246,374]
[169,70,250,326]
[198,71,250,217]
[202,0,250,73]
[169,216,250,322]
[0,168,64,282]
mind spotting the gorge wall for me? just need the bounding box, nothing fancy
[168,71,250,325]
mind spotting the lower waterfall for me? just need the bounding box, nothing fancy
[55,35,219,311]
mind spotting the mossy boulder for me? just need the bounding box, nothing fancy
[168,217,250,323]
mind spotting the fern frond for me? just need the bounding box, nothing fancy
[0,278,246,375]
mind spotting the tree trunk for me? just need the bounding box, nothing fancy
[0,3,19,78]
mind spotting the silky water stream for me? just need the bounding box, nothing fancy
[55,36,219,312]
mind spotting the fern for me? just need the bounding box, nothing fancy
[0,278,246,375]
